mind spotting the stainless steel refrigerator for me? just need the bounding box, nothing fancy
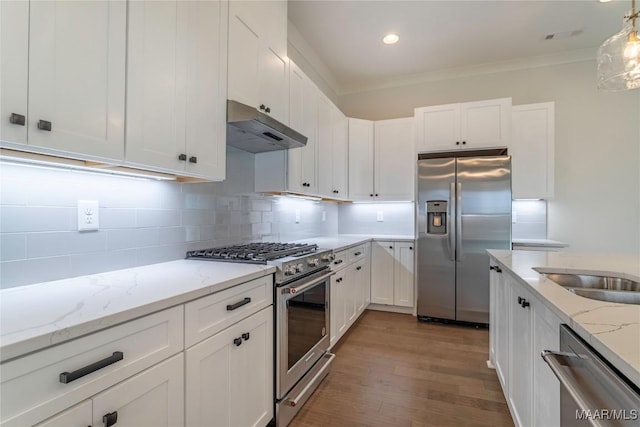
[416,152,511,324]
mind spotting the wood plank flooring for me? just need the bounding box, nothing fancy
[289,310,514,427]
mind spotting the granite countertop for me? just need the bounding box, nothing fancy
[295,234,415,252]
[511,238,569,248]
[0,260,275,362]
[487,249,640,387]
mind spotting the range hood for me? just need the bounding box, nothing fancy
[226,100,307,153]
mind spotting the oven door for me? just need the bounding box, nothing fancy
[277,268,333,398]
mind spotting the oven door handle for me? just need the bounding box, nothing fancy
[541,350,607,427]
[284,270,335,296]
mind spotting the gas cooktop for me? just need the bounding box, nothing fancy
[186,242,319,264]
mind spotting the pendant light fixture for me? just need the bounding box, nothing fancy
[597,0,640,91]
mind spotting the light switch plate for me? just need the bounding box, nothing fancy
[295,209,301,223]
[376,211,384,222]
[78,200,99,231]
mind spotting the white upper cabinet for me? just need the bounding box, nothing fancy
[126,0,227,180]
[348,119,375,200]
[348,118,414,202]
[228,0,288,124]
[0,0,29,145]
[512,102,555,199]
[415,98,511,153]
[288,61,318,194]
[318,95,348,199]
[1,0,126,160]
[374,118,414,201]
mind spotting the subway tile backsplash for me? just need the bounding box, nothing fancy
[0,152,338,288]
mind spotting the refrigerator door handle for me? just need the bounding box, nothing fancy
[456,182,463,261]
[449,182,456,261]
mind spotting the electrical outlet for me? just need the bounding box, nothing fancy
[295,209,301,223]
[78,200,99,231]
[377,211,384,222]
[512,211,518,223]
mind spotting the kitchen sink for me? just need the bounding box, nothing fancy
[534,271,640,305]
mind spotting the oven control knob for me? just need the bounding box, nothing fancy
[308,258,319,267]
[296,264,303,273]
[321,253,335,262]
[284,266,294,276]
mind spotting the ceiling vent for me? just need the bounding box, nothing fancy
[544,30,583,40]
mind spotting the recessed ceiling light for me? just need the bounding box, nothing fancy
[382,33,399,45]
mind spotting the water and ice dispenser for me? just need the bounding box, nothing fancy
[426,201,448,235]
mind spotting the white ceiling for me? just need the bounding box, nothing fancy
[288,0,631,95]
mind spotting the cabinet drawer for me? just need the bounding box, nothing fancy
[348,245,366,264]
[1,306,184,427]
[185,275,273,348]
[332,249,348,271]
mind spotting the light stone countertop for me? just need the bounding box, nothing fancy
[0,260,275,362]
[511,238,569,248]
[487,249,640,387]
[294,234,415,252]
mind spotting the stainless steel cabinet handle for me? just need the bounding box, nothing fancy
[59,351,124,384]
[37,120,52,131]
[287,353,335,407]
[541,350,607,427]
[448,182,456,261]
[9,113,25,126]
[456,182,463,260]
[286,271,334,295]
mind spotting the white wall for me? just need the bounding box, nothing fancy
[0,148,338,288]
[339,60,640,255]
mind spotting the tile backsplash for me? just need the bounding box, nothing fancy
[511,200,547,239]
[0,149,337,289]
[338,202,414,236]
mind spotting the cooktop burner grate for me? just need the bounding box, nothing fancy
[186,242,318,263]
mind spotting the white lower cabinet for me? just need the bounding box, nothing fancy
[185,306,273,427]
[371,241,415,308]
[330,244,371,348]
[489,258,561,427]
[35,401,92,427]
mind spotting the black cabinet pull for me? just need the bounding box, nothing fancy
[9,113,25,126]
[489,265,502,273]
[517,296,523,305]
[375,194,378,197]
[455,141,460,145]
[60,351,124,384]
[462,141,467,145]
[226,297,251,311]
[265,107,271,113]
[233,337,243,346]
[521,299,530,308]
[37,120,52,131]
[389,246,393,249]
[356,266,362,271]
[333,259,343,265]
[103,411,118,427]
[178,153,187,161]
[354,251,362,256]
[259,104,266,111]
[370,194,374,197]
[242,332,250,341]
[189,156,197,164]
[409,246,413,250]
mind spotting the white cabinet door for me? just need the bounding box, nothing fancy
[259,47,288,124]
[288,62,318,194]
[185,307,273,427]
[331,271,348,345]
[35,401,92,427]
[227,2,260,109]
[414,103,460,153]
[345,264,358,326]
[532,303,561,427]
[332,107,349,198]
[492,265,509,390]
[317,95,334,197]
[393,242,414,307]
[459,98,511,150]
[370,242,395,305]
[512,102,555,199]
[92,354,184,427]
[182,0,227,180]
[375,118,415,201]
[355,261,367,315]
[126,0,183,171]
[348,118,375,201]
[28,0,126,160]
[0,0,29,145]
[508,276,532,427]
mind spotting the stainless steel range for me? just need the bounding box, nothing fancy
[187,242,336,426]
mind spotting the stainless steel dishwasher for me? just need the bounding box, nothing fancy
[542,325,640,427]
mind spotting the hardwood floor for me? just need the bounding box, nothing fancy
[289,310,514,427]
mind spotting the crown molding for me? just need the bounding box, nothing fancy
[338,47,599,96]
